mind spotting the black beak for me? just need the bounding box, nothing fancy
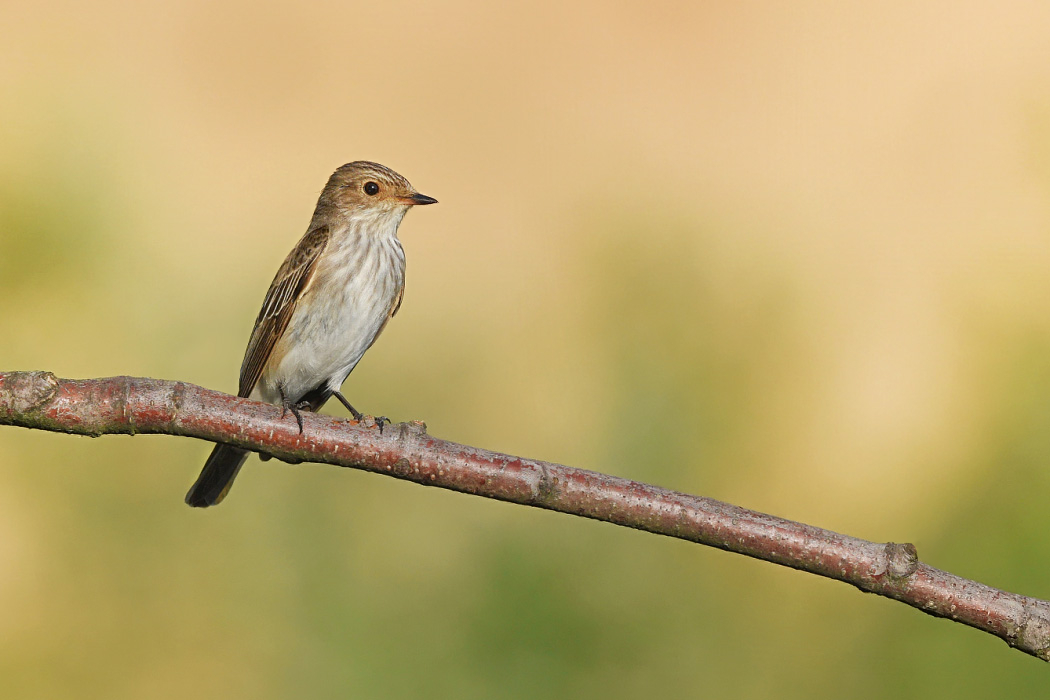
[406,192,438,206]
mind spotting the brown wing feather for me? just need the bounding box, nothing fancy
[388,284,404,320]
[237,225,330,398]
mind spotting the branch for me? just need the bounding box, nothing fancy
[2,371,1048,661]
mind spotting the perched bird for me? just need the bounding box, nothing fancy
[185,161,436,507]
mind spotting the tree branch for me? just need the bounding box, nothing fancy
[2,370,1048,660]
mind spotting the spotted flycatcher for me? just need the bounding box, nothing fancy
[185,161,436,507]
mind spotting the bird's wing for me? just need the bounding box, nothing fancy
[389,284,404,320]
[368,277,405,351]
[238,225,331,398]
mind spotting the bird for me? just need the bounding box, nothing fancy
[185,161,437,507]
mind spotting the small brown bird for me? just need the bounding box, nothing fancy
[185,161,436,507]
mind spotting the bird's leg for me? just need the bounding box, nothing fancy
[332,391,363,421]
[279,386,307,434]
[332,391,390,433]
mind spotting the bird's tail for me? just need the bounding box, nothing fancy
[185,444,250,508]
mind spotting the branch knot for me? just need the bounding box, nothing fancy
[884,542,919,581]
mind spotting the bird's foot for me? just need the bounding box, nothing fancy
[331,390,388,432]
[332,390,363,421]
[279,388,310,434]
[351,413,390,433]
[279,403,305,433]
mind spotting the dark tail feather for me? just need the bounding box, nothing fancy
[185,444,250,508]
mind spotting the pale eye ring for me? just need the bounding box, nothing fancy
[364,181,380,196]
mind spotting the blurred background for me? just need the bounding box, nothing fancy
[3,0,1050,696]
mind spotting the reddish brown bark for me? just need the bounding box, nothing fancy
[2,370,1049,661]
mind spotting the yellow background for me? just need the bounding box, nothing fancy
[3,1,1050,696]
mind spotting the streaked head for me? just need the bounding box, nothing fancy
[321,161,437,214]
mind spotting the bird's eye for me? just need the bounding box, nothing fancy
[364,181,380,196]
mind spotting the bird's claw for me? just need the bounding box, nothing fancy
[279,394,309,434]
[293,400,313,432]
[344,413,391,433]
[330,391,388,432]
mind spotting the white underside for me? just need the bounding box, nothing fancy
[252,210,406,406]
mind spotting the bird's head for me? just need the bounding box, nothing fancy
[322,161,437,217]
